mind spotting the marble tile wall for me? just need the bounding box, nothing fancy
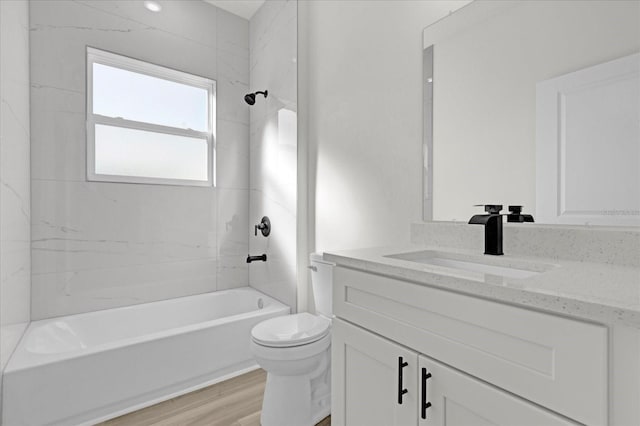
[0,0,31,374]
[248,0,298,310]
[29,0,250,319]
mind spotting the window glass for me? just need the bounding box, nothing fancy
[94,124,208,181]
[93,63,209,132]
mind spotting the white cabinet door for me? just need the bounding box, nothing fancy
[332,318,418,426]
[418,356,579,426]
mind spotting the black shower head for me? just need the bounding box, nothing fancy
[244,90,268,105]
[244,93,256,105]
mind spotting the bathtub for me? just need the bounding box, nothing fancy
[2,287,289,426]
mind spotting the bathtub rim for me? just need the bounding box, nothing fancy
[5,287,289,373]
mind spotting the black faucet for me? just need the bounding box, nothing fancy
[469,204,504,256]
[506,205,534,223]
[469,205,535,255]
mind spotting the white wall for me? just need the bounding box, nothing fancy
[427,0,640,221]
[0,0,31,373]
[299,0,469,255]
[29,0,250,319]
[249,0,298,309]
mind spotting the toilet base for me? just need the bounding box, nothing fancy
[259,346,331,426]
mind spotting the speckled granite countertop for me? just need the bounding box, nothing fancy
[324,244,640,328]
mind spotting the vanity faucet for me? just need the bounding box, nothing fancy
[468,204,504,256]
[469,205,535,256]
[506,205,534,223]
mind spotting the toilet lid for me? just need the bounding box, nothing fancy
[251,313,331,348]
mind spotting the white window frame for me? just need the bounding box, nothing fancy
[86,47,216,187]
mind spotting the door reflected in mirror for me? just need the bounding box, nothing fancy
[422,0,640,226]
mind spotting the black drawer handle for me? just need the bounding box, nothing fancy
[421,368,432,419]
[398,356,409,404]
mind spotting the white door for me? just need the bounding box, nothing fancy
[332,318,418,426]
[418,356,579,426]
[536,52,640,226]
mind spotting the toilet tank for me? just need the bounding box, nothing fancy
[310,253,334,317]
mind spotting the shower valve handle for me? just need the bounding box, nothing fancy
[254,216,271,237]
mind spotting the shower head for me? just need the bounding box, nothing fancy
[244,90,268,105]
[244,93,256,105]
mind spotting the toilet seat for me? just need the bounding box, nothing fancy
[251,313,330,348]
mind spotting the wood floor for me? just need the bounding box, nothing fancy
[99,369,331,426]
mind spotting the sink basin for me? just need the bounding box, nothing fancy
[385,250,547,279]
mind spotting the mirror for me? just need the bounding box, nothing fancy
[423,0,640,225]
[423,45,434,221]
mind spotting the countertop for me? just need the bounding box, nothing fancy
[324,245,640,328]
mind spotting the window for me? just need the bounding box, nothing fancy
[86,47,215,186]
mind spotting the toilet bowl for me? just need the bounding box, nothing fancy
[250,253,334,426]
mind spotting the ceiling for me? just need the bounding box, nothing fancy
[204,0,265,20]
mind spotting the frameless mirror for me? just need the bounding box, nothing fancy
[422,0,640,225]
[423,45,434,221]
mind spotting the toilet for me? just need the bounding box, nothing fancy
[250,253,333,426]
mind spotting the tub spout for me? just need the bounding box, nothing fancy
[247,254,267,263]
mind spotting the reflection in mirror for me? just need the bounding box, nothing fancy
[422,0,640,225]
[423,45,434,221]
[536,53,639,226]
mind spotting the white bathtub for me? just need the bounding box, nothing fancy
[2,287,289,426]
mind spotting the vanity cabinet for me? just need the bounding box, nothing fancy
[331,266,610,426]
[333,319,578,426]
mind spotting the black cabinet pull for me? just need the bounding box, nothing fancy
[421,368,432,419]
[397,356,409,404]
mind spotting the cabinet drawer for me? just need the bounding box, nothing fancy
[334,267,607,426]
